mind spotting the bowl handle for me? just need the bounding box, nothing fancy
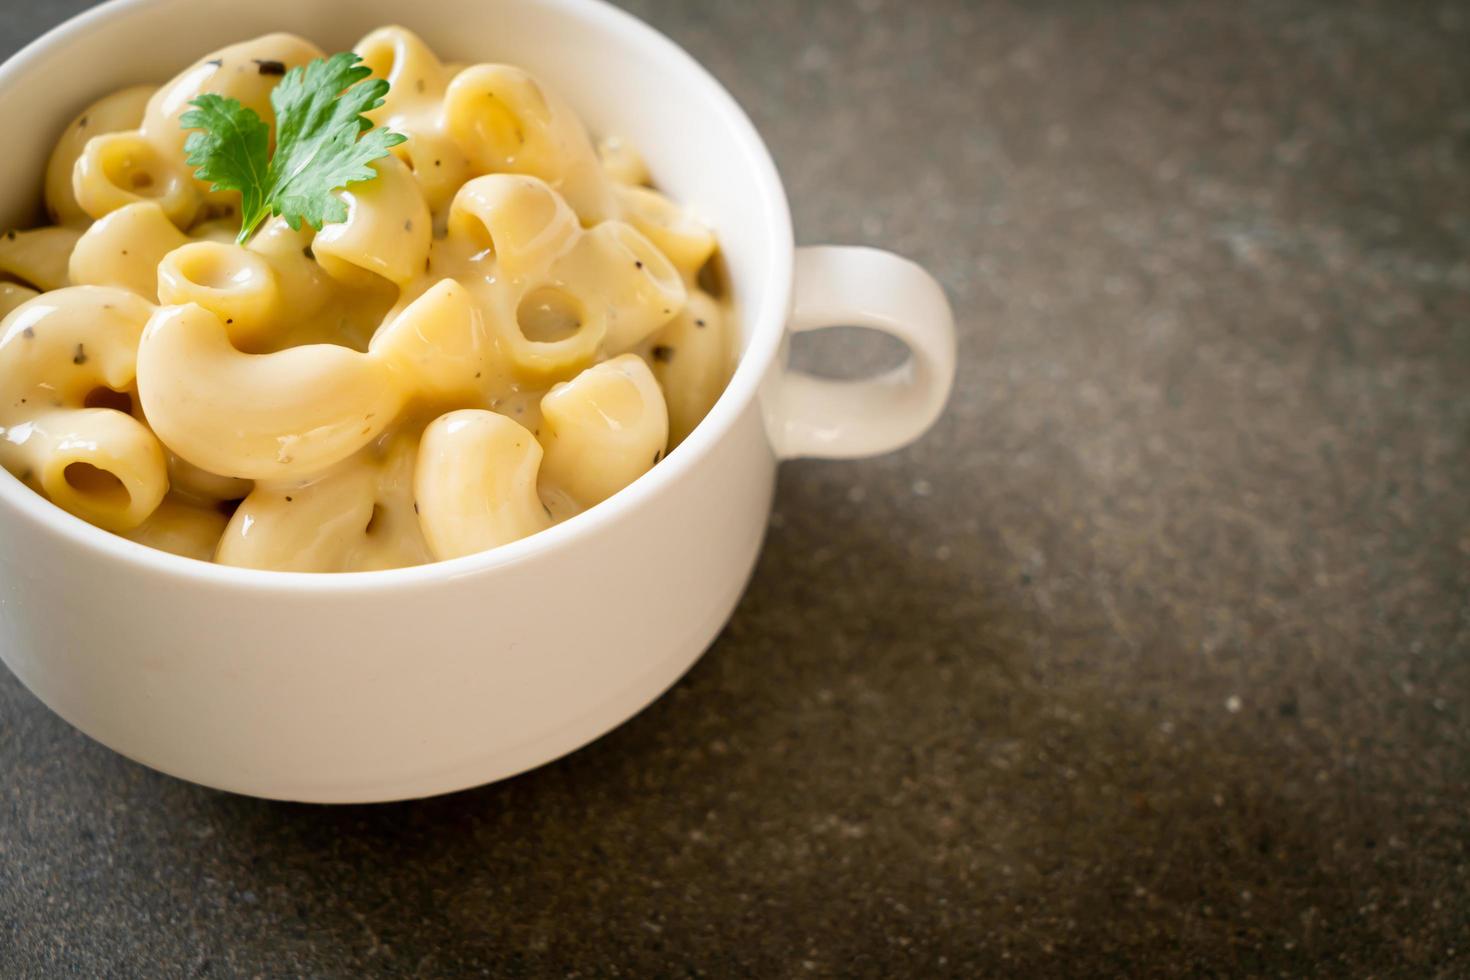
[774,246,957,460]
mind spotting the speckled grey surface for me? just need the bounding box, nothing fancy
[2,0,1468,976]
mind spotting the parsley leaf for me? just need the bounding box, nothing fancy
[181,52,406,244]
[179,94,271,241]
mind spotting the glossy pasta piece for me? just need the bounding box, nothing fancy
[44,85,155,227]
[217,430,431,572]
[136,304,404,480]
[216,453,377,572]
[140,33,325,162]
[348,430,434,571]
[538,354,668,507]
[357,25,451,120]
[312,156,432,287]
[1,408,168,531]
[596,136,650,187]
[446,174,580,279]
[156,241,281,349]
[443,64,615,222]
[121,496,229,562]
[436,175,604,382]
[370,279,506,402]
[415,409,550,560]
[355,26,471,214]
[645,290,730,447]
[165,450,252,507]
[0,286,156,404]
[504,283,605,381]
[551,220,685,354]
[247,220,335,318]
[0,227,81,291]
[69,201,188,299]
[0,287,166,530]
[614,185,717,283]
[0,283,39,320]
[72,130,201,227]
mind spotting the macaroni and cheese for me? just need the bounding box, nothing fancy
[0,28,732,570]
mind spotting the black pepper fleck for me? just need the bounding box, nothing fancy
[72,343,87,366]
[652,345,674,363]
[695,319,707,328]
[433,159,442,167]
[413,501,419,514]
[226,318,234,325]
[78,115,89,128]
[22,327,34,339]
[634,260,643,269]
[204,58,223,68]
[254,59,287,76]
[285,496,293,502]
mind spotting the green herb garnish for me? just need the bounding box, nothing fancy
[181,52,406,245]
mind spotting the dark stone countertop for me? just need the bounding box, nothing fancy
[2,1,1467,976]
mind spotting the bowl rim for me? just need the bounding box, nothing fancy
[0,0,795,594]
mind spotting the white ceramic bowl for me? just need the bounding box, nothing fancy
[0,0,956,801]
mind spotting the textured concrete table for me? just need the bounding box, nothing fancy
[2,0,1467,975]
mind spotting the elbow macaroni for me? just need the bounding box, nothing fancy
[70,201,190,300]
[415,409,550,560]
[44,84,156,227]
[0,28,733,570]
[0,287,166,531]
[0,226,82,291]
